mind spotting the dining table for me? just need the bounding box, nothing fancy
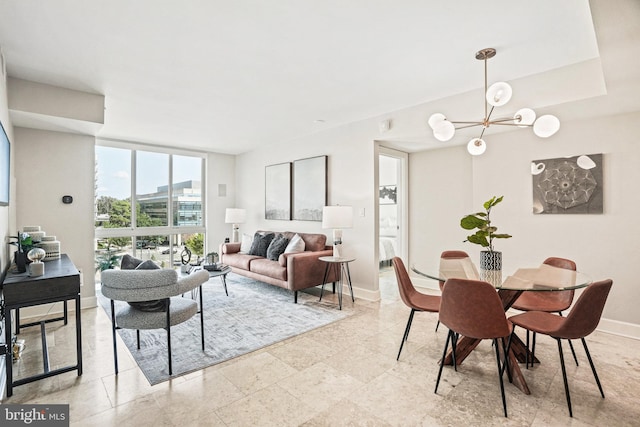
[412,256,592,395]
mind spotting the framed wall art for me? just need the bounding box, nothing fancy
[293,155,327,221]
[265,162,291,220]
[531,153,603,214]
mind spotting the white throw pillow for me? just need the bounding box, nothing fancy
[240,233,253,253]
[284,233,305,253]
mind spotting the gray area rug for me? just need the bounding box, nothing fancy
[99,273,351,385]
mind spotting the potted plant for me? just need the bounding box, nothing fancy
[460,196,512,270]
[9,232,34,273]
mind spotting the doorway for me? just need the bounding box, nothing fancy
[378,147,408,300]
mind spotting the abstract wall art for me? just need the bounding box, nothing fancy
[531,153,603,214]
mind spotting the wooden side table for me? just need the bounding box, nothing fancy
[319,256,355,310]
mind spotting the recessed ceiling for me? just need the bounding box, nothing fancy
[0,1,599,154]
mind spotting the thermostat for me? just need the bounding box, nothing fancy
[62,195,73,204]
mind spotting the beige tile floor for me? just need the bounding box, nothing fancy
[3,269,640,426]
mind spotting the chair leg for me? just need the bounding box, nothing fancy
[581,337,605,398]
[494,338,508,417]
[110,300,119,375]
[396,309,416,360]
[136,330,140,349]
[166,300,172,376]
[199,285,205,351]
[501,334,514,384]
[559,312,579,366]
[435,329,453,393]
[556,338,573,417]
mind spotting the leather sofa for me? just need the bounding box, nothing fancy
[220,231,339,302]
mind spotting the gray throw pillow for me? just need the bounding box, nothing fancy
[128,259,165,312]
[121,254,143,270]
[266,234,290,261]
[248,232,275,257]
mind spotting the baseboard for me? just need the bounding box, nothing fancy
[351,285,380,302]
[10,295,98,325]
[597,318,640,340]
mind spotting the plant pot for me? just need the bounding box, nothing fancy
[480,250,502,271]
[14,251,28,273]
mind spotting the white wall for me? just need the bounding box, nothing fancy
[206,152,237,251]
[235,120,380,299]
[408,111,640,338]
[0,46,15,276]
[14,127,96,309]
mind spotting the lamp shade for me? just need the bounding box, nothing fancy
[467,138,487,156]
[533,115,560,138]
[486,82,513,107]
[322,206,353,229]
[225,208,246,224]
[433,120,455,142]
[514,108,536,127]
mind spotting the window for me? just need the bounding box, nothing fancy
[95,144,206,281]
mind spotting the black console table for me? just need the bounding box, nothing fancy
[1,254,82,397]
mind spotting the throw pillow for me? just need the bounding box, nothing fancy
[129,259,165,312]
[240,233,253,253]
[266,234,290,261]
[248,232,275,257]
[284,233,305,254]
[121,254,143,270]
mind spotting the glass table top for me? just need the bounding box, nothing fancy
[412,256,592,291]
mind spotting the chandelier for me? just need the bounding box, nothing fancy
[428,48,560,155]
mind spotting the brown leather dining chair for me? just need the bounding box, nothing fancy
[435,277,513,417]
[392,257,441,361]
[511,257,578,367]
[509,279,613,418]
[435,251,469,332]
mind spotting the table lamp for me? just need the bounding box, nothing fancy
[225,208,246,243]
[322,205,353,258]
[27,247,46,276]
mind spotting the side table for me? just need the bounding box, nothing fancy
[319,256,355,310]
[1,254,82,398]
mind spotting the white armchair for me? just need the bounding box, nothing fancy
[101,268,210,375]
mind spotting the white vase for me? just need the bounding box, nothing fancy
[480,250,502,271]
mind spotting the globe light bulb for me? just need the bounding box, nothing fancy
[467,138,486,155]
[486,82,512,107]
[514,108,536,127]
[433,120,455,142]
[428,113,446,130]
[533,115,560,137]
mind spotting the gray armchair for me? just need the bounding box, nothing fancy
[101,268,210,375]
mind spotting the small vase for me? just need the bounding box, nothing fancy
[480,250,502,271]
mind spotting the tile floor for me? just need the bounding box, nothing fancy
[3,269,640,426]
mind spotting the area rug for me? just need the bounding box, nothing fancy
[98,273,352,385]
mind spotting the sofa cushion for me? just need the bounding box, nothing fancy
[298,232,327,252]
[224,253,263,270]
[249,258,287,281]
[240,233,253,253]
[248,232,275,257]
[266,234,289,261]
[130,258,165,312]
[284,233,305,254]
[121,254,143,270]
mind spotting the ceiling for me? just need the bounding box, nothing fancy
[0,1,600,155]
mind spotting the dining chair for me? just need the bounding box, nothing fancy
[392,257,441,361]
[509,279,613,417]
[435,250,470,331]
[435,277,513,417]
[511,257,578,367]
